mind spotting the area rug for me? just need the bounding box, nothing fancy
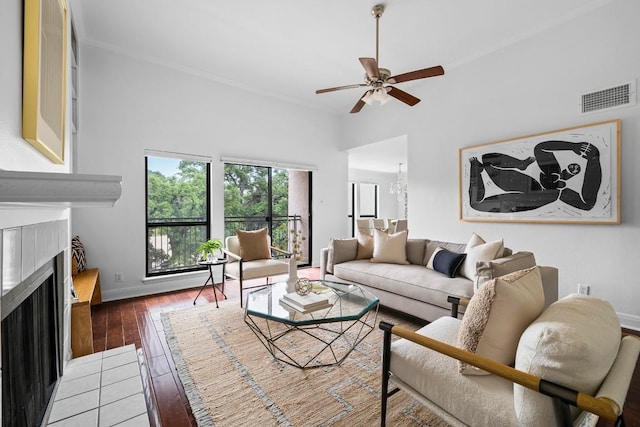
[162,301,449,426]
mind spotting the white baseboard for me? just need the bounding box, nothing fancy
[102,271,210,302]
[618,312,640,332]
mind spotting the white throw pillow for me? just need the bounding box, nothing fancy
[514,294,621,426]
[460,233,504,281]
[457,266,544,375]
[370,229,409,264]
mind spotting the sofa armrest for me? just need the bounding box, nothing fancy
[320,247,329,280]
[538,266,558,308]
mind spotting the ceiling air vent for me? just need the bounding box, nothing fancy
[579,80,636,115]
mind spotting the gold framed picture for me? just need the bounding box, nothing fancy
[459,119,621,224]
[22,0,68,164]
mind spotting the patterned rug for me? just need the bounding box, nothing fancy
[162,301,449,426]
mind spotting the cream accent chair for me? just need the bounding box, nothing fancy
[393,219,407,233]
[372,218,387,232]
[356,218,373,235]
[223,235,295,307]
[380,294,640,427]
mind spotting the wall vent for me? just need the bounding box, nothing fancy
[579,80,636,115]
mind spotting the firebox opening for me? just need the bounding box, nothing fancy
[1,253,64,427]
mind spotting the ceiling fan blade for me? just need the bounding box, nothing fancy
[387,86,421,106]
[350,93,368,113]
[359,57,380,80]
[316,84,367,94]
[389,65,444,84]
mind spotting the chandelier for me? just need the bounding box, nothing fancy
[389,162,406,202]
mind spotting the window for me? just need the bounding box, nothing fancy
[359,183,379,218]
[145,154,211,276]
[223,163,311,265]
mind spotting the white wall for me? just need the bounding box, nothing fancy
[0,0,72,174]
[72,45,346,300]
[342,0,640,329]
[1,0,74,360]
[0,0,73,230]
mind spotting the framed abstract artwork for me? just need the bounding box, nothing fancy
[22,0,68,164]
[459,119,621,224]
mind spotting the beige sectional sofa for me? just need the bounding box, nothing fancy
[320,236,558,322]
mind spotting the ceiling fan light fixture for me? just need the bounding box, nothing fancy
[374,87,391,105]
[361,88,390,106]
[361,90,375,105]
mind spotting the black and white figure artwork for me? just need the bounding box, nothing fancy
[459,120,620,224]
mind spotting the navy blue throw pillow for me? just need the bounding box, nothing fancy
[432,249,467,278]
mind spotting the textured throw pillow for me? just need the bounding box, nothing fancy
[327,238,358,273]
[426,247,466,278]
[370,230,409,264]
[514,295,621,426]
[71,236,87,273]
[460,238,505,281]
[355,230,374,259]
[236,228,271,261]
[457,266,544,375]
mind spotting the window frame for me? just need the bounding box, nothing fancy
[145,153,211,277]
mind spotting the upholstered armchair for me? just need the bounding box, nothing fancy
[223,229,296,307]
[380,270,640,427]
[356,218,373,235]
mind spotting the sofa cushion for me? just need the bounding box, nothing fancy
[460,236,504,281]
[427,248,467,278]
[332,261,474,309]
[457,266,544,375]
[236,228,271,261]
[390,317,517,426]
[355,230,374,259]
[423,240,466,266]
[406,239,427,265]
[514,294,621,426]
[327,238,358,273]
[371,229,410,265]
[475,251,537,290]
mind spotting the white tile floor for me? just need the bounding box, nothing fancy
[47,345,150,427]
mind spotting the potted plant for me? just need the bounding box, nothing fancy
[198,238,223,262]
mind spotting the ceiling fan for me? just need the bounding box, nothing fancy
[316,4,444,114]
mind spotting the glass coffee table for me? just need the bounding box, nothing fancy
[244,280,379,369]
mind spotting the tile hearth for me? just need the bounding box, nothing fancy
[47,345,150,427]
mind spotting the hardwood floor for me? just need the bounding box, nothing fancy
[90,268,640,427]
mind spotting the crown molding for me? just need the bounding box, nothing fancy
[0,171,122,207]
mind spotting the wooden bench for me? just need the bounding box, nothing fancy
[71,268,102,357]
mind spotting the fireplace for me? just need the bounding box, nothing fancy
[0,171,122,426]
[1,253,64,427]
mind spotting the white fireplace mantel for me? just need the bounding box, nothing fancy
[0,170,122,207]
